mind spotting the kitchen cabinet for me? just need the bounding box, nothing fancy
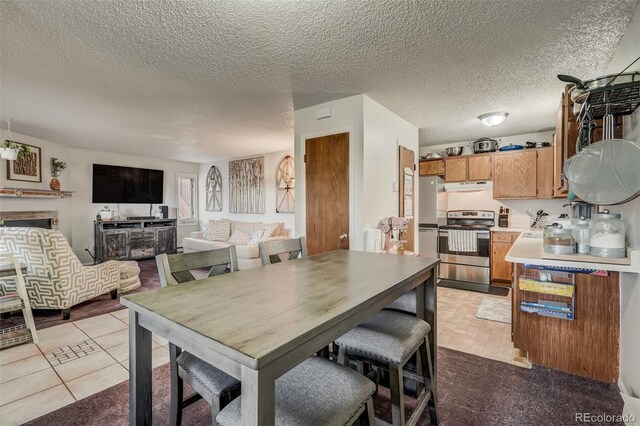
[490,231,520,285]
[493,148,553,199]
[419,159,444,176]
[467,154,492,180]
[444,157,468,182]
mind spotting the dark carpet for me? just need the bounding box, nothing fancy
[0,260,160,330]
[26,347,624,426]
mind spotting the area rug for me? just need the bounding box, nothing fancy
[476,296,512,324]
[0,259,160,330]
[26,347,624,426]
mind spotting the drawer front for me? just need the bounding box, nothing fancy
[130,229,155,258]
[492,232,512,243]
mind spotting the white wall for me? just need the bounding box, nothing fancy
[198,150,295,234]
[0,130,199,263]
[607,3,640,409]
[362,96,420,251]
[294,95,365,249]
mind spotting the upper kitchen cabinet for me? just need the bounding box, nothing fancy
[444,157,468,182]
[467,154,492,181]
[419,159,445,176]
[493,148,553,199]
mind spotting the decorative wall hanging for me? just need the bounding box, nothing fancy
[229,156,265,214]
[6,142,41,183]
[206,165,223,211]
[275,154,295,213]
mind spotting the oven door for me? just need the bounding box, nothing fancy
[438,230,490,258]
[438,230,490,284]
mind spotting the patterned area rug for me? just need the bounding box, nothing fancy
[26,347,624,426]
[476,296,512,324]
[0,259,160,330]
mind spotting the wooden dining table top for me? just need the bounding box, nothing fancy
[122,250,439,369]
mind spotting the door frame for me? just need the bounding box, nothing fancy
[299,126,354,250]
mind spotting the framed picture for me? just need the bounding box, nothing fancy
[229,156,265,214]
[6,143,42,183]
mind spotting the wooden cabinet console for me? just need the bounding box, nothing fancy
[94,219,177,263]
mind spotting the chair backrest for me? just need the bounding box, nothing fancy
[156,246,238,287]
[258,237,308,265]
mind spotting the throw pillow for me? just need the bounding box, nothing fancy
[204,219,231,241]
[228,229,252,245]
[261,223,280,239]
[248,229,266,247]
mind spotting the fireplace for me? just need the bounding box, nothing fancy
[0,211,59,229]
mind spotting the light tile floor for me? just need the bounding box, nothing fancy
[0,286,522,425]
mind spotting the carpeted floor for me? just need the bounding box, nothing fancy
[0,259,160,330]
[26,347,624,426]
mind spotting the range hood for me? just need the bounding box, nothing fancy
[444,181,493,192]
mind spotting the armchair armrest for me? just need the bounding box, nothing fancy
[191,231,204,239]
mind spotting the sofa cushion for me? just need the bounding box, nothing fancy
[228,229,251,245]
[260,223,280,238]
[204,219,231,241]
[182,238,232,252]
[231,221,262,235]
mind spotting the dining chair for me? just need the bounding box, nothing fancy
[156,246,241,426]
[258,236,308,265]
[216,356,377,426]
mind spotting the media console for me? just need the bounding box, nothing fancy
[94,218,177,263]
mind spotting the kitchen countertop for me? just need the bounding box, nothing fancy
[490,226,536,233]
[505,232,640,273]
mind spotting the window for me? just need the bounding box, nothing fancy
[275,154,295,213]
[206,166,222,211]
[177,173,198,225]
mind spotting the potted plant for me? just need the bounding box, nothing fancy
[50,158,67,190]
[0,140,31,161]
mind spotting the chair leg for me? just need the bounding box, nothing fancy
[169,344,183,426]
[419,337,439,425]
[365,396,376,425]
[110,288,118,299]
[338,345,348,366]
[389,363,405,426]
[61,308,70,320]
[211,396,221,426]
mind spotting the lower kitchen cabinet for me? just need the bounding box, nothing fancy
[490,231,520,285]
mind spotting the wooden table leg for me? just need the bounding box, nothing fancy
[416,269,439,424]
[240,364,275,426]
[129,310,153,426]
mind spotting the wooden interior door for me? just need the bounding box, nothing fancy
[398,146,415,252]
[305,133,349,255]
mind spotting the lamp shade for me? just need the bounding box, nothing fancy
[479,112,508,127]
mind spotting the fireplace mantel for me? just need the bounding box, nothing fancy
[0,188,73,199]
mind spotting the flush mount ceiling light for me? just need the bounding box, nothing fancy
[479,112,509,127]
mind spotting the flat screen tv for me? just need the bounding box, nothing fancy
[92,164,164,204]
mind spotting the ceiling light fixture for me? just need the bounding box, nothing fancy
[479,112,509,127]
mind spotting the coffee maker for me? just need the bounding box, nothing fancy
[563,201,595,219]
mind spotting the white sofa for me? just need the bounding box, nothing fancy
[182,221,291,270]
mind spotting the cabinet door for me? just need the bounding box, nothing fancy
[130,229,155,259]
[468,155,492,180]
[491,240,513,282]
[493,151,537,198]
[419,159,444,176]
[444,157,468,182]
[102,230,129,260]
[155,227,177,255]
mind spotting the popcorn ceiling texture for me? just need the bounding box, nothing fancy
[0,0,637,162]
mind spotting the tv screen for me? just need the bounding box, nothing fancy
[92,164,164,204]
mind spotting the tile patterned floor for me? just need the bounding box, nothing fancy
[0,286,522,425]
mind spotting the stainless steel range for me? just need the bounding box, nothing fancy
[438,210,495,291]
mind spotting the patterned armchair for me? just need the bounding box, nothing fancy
[0,227,120,319]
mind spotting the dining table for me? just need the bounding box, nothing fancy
[121,250,439,425]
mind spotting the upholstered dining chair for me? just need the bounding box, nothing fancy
[258,236,308,265]
[156,246,240,426]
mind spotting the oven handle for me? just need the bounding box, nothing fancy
[439,231,490,239]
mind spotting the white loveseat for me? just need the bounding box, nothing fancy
[182,220,291,270]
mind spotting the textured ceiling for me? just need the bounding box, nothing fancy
[1,0,637,162]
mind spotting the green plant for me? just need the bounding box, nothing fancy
[0,219,4,227]
[51,158,67,176]
[2,140,31,159]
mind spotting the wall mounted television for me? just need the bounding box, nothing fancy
[92,164,164,204]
